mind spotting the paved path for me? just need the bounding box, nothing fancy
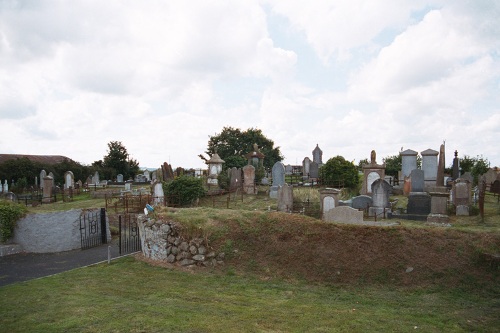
[0,240,125,287]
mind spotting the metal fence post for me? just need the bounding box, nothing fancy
[100,208,107,244]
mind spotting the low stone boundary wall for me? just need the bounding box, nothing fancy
[138,217,224,267]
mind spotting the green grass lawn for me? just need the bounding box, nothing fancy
[1,256,499,333]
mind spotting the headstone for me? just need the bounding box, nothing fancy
[370,179,392,217]
[162,162,174,181]
[86,176,92,186]
[483,169,498,186]
[261,177,269,185]
[75,180,82,189]
[124,181,132,191]
[64,171,74,189]
[151,171,157,181]
[302,157,311,178]
[324,206,364,224]
[351,195,373,210]
[144,170,150,181]
[243,165,257,194]
[39,170,47,189]
[421,148,438,188]
[0,182,3,193]
[153,182,164,205]
[309,161,319,179]
[410,169,424,192]
[285,164,293,175]
[461,172,473,184]
[42,176,53,203]
[452,150,460,180]
[92,171,100,185]
[277,184,293,212]
[400,149,418,183]
[320,188,340,218]
[229,167,242,191]
[403,176,411,196]
[47,172,54,188]
[270,162,285,199]
[407,192,431,215]
[312,144,323,165]
[117,174,124,183]
[452,179,471,206]
[4,192,17,202]
[366,172,381,194]
[490,180,500,195]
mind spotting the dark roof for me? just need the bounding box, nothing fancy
[0,154,75,165]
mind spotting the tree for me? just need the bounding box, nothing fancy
[320,156,359,190]
[471,156,490,185]
[101,141,140,180]
[205,127,283,170]
[163,175,206,206]
[383,154,401,178]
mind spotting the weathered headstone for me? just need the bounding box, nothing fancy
[490,180,500,195]
[4,192,17,202]
[277,184,293,212]
[483,168,498,186]
[452,178,471,215]
[461,172,473,184]
[407,192,431,215]
[320,188,340,219]
[285,164,293,175]
[309,161,319,179]
[324,206,364,224]
[410,169,424,193]
[351,195,373,210]
[302,157,311,178]
[39,170,47,189]
[261,177,269,185]
[270,162,285,199]
[124,181,132,191]
[436,144,446,187]
[229,167,242,191]
[4,179,8,193]
[243,165,257,194]
[421,148,438,188]
[92,171,99,185]
[117,174,124,183]
[144,170,150,181]
[42,176,53,203]
[64,171,74,189]
[153,182,164,205]
[369,179,392,217]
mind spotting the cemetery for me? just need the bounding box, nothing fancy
[1,140,499,331]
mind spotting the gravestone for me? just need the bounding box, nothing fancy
[421,148,438,188]
[312,144,323,165]
[116,174,124,183]
[309,162,319,179]
[92,171,100,185]
[483,168,498,186]
[144,170,150,181]
[151,171,157,181]
[324,206,364,224]
[403,176,411,196]
[302,157,311,178]
[351,195,373,210]
[42,176,53,203]
[320,188,340,219]
[407,192,431,215]
[153,182,164,205]
[243,165,257,194]
[490,180,500,195]
[4,179,8,193]
[461,172,473,184]
[261,177,269,185]
[285,164,293,175]
[229,167,242,191]
[361,150,386,195]
[452,179,471,215]
[410,169,424,193]
[270,162,285,199]
[75,180,82,189]
[86,176,92,186]
[0,182,3,193]
[64,171,74,189]
[162,162,174,181]
[39,170,47,189]
[478,175,487,219]
[4,192,17,202]
[436,143,446,187]
[400,149,418,183]
[277,184,293,212]
[369,179,392,217]
[124,181,132,191]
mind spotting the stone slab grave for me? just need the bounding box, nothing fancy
[324,206,363,224]
[407,192,431,215]
[351,195,372,210]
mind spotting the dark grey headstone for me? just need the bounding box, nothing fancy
[351,195,373,210]
[410,169,424,192]
[229,167,242,190]
[407,192,431,215]
[309,162,319,179]
[271,162,285,187]
[371,179,392,208]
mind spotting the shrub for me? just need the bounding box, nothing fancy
[320,156,359,191]
[0,200,28,242]
[163,176,206,207]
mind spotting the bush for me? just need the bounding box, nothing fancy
[0,200,28,242]
[320,156,359,191]
[163,176,206,207]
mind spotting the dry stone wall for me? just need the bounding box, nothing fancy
[138,217,224,267]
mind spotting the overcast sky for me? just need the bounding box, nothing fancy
[1,0,499,170]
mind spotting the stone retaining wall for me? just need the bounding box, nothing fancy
[138,217,224,267]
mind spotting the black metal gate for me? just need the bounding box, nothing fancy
[119,214,142,255]
[80,208,107,250]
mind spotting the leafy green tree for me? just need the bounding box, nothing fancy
[383,154,401,178]
[471,156,490,185]
[357,158,368,172]
[163,176,206,206]
[101,141,140,180]
[206,127,283,170]
[320,156,359,190]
